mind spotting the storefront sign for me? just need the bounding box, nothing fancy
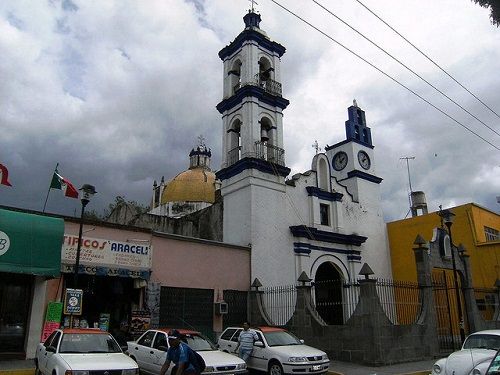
[64,288,83,315]
[61,235,152,279]
[0,209,63,277]
[0,231,10,256]
[41,302,63,342]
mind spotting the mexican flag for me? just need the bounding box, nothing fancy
[50,169,78,198]
[0,163,12,186]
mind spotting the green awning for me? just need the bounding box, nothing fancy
[0,208,63,277]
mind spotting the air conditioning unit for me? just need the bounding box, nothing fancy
[214,302,228,315]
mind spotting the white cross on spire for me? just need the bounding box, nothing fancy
[312,140,321,154]
[248,0,258,12]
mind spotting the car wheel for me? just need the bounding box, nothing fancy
[268,360,283,375]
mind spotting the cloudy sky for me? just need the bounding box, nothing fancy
[0,0,499,222]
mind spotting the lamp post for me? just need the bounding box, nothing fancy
[439,208,466,344]
[74,184,97,288]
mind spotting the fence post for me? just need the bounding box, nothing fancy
[248,278,273,326]
[412,235,440,355]
[460,247,486,331]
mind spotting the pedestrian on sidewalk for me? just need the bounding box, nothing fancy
[234,322,258,363]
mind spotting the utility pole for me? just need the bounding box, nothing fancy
[400,156,415,217]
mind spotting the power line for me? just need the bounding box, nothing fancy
[353,0,500,121]
[267,0,500,151]
[312,0,500,138]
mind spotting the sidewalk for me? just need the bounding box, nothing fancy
[329,359,434,375]
[0,359,434,375]
[0,360,34,375]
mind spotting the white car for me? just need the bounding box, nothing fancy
[35,328,139,375]
[217,326,329,375]
[432,330,500,375]
[127,328,247,375]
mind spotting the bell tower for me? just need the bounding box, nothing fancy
[216,10,290,246]
[216,10,290,177]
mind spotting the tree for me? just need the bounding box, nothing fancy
[472,0,500,26]
[103,195,148,218]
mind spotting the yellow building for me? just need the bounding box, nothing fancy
[388,203,500,289]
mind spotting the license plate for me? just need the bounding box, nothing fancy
[312,365,321,371]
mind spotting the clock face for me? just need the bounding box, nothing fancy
[358,150,371,170]
[332,151,348,171]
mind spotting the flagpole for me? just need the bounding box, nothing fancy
[42,163,58,213]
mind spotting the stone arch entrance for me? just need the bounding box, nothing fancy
[314,261,344,324]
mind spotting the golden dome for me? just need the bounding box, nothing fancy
[161,167,216,204]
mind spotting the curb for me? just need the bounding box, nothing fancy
[0,370,35,375]
[328,370,430,375]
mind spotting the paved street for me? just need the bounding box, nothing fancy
[0,358,435,375]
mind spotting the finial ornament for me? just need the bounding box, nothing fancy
[249,0,258,12]
[353,99,358,107]
[197,135,206,149]
[312,140,321,154]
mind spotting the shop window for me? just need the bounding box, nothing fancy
[320,204,330,226]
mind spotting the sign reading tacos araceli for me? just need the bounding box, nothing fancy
[61,235,152,276]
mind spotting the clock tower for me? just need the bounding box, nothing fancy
[326,101,382,202]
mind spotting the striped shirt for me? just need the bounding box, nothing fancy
[238,329,258,350]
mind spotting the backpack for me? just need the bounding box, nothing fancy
[187,345,206,374]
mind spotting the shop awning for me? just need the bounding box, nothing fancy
[0,208,64,277]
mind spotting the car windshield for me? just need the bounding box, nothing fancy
[184,334,216,351]
[263,330,302,347]
[463,334,500,351]
[59,333,122,354]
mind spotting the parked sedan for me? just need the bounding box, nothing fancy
[217,326,329,375]
[35,328,139,375]
[432,330,500,375]
[127,328,247,375]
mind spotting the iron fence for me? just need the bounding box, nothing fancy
[313,280,360,325]
[432,271,465,352]
[260,285,297,326]
[376,279,422,325]
[254,141,285,166]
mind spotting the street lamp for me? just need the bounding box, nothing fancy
[74,184,97,288]
[439,208,466,344]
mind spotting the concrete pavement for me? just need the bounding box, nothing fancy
[0,359,435,375]
[329,359,434,375]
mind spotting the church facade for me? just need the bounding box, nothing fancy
[214,11,392,286]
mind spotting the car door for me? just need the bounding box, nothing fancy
[151,332,169,375]
[229,329,242,353]
[37,331,56,374]
[130,330,157,373]
[218,328,238,352]
[249,331,268,372]
[39,331,61,374]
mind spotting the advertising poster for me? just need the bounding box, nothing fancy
[130,310,151,338]
[41,302,63,342]
[64,288,83,315]
[99,313,110,331]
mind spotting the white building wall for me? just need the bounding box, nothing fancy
[26,276,46,358]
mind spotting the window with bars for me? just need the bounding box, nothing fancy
[484,226,499,242]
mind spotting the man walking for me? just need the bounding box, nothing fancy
[160,330,199,375]
[235,322,258,362]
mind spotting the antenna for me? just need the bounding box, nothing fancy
[400,156,415,214]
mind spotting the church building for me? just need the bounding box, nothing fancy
[214,10,392,287]
[138,9,392,295]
